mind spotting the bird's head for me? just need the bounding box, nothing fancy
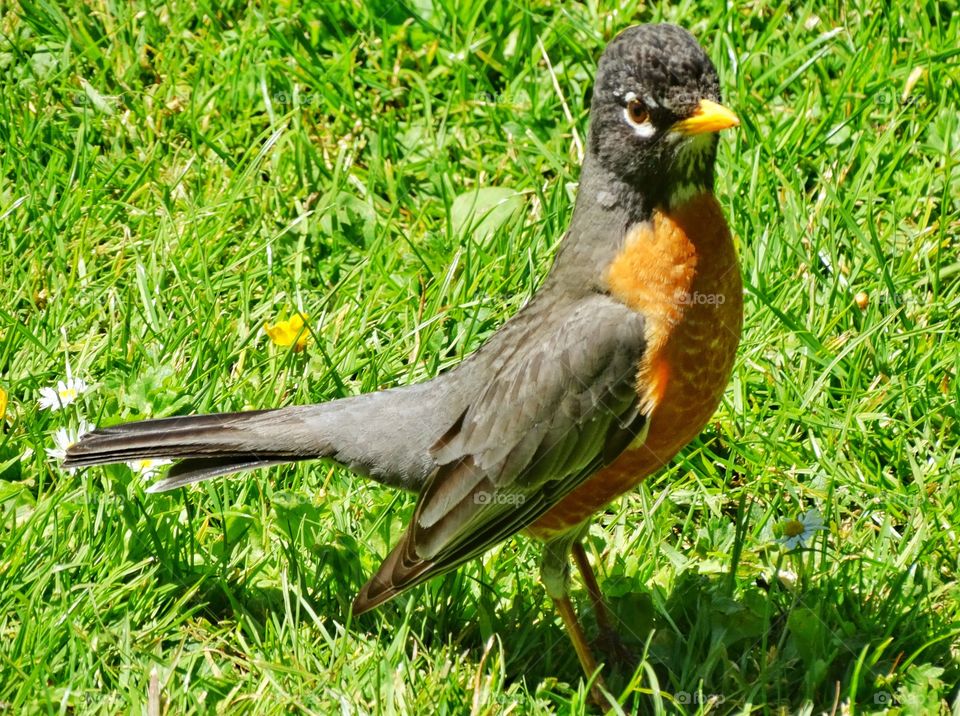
[588,24,739,209]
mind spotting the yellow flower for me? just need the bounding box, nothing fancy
[0,386,7,421]
[265,312,310,351]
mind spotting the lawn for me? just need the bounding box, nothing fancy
[1,0,959,713]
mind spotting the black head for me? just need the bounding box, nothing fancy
[587,24,738,208]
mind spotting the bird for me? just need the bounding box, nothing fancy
[65,23,742,700]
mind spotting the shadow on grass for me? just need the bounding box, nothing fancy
[131,493,957,712]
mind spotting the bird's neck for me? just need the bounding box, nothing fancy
[543,153,719,294]
[571,153,717,223]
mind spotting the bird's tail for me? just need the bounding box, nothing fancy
[63,383,455,494]
[63,409,316,492]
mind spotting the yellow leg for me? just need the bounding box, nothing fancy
[541,529,611,707]
[572,541,633,669]
[572,542,614,633]
[552,594,601,678]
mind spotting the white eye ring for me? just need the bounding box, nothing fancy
[623,99,655,138]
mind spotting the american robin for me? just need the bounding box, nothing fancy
[66,23,741,699]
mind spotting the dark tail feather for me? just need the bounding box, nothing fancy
[63,382,452,495]
[63,410,310,489]
[146,457,292,492]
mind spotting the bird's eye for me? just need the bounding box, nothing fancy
[626,99,649,126]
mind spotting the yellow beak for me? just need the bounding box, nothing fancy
[672,99,740,136]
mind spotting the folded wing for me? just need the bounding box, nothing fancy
[353,291,647,613]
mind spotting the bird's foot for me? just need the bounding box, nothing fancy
[593,626,635,673]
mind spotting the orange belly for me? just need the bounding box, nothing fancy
[529,194,742,538]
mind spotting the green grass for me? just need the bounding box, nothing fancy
[2,0,959,712]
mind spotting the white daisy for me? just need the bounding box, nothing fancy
[776,568,799,591]
[47,421,96,471]
[778,509,826,549]
[128,458,172,479]
[38,377,89,411]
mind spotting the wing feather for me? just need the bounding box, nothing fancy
[353,292,648,613]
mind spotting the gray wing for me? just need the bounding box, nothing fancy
[353,291,647,612]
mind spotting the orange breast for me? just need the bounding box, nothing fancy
[529,193,742,538]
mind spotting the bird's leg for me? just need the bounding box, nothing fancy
[552,594,606,698]
[540,530,610,706]
[571,541,614,633]
[571,541,633,667]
